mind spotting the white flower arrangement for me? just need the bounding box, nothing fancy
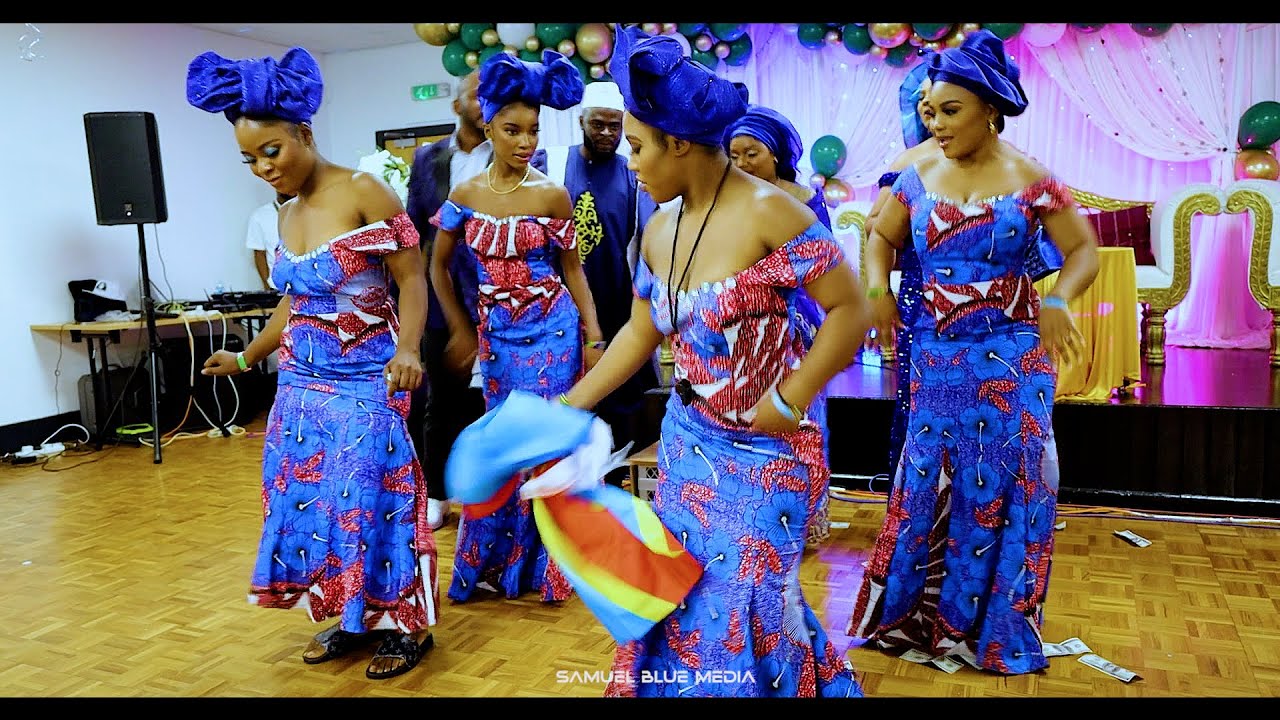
[357,148,411,205]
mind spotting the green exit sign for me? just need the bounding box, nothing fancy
[411,83,451,101]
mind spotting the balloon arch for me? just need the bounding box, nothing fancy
[411,23,1280,192]
[411,22,1179,79]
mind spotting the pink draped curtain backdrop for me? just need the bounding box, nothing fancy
[543,23,1278,349]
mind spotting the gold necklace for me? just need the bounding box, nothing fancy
[486,163,531,195]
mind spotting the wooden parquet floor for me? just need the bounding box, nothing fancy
[2,423,1278,699]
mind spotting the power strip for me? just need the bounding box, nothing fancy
[178,307,222,318]
[15,442,65,459]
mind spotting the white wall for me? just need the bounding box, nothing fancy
[319,39,589,167]
[320,41,454,165]
[1,23,591,432]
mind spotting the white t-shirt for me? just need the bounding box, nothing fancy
[445,133,492,389]
[449,134,492,192]
[244,199,283,289]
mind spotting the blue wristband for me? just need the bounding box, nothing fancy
[769,387,802,423]
[1043,295,1068,311]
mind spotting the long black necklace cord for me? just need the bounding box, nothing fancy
[667,160,732,405]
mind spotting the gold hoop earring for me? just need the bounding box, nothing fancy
[988,119,997,135]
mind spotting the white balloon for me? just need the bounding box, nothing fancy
[1021,23,1066,47]
[496,23,536,48]
[671,32,692,57]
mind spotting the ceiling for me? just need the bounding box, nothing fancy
[185,23,421,54]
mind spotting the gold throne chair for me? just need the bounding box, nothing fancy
[1228,179,1280,367]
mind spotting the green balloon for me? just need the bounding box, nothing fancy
[518,49,542,63]
[478,45,505,67]
[841,24,872,55]
[725,34,752,67]
[441,39,472,77]
[535,23,576,48]
[912,23,952,42]
[677,23,707,37]
[690,48,719,71]
[709,23,747,42]
[1131,23,1173,37]
[810,135,847,178]
[1238,101,1280,149]
[569,53,591,81]
[1071,23,1106,34]
[885,43,915,68]
[984,23,1024,40]
[796,23,827,49]
[459,23,493,51]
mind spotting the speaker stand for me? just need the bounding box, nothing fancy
[136,223,164,463]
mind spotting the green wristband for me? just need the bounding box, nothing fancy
[236,352,249,372]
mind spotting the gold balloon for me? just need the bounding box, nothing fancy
[589,63,606,79]
[557,39,576,57]
[503,45,519,57]
[714,41,731,59]
[481,28,500,47]
[946,32,967,48]
[641,22,661,35]
[869,23,911,48]
[870,45,888,58]
[823,178,853,208]
[575,23,614,64]
[525,35,540,52]
[464,51,479,68]
[1236,149,1280,181]
[962,22,982,33]
[809,172,827,191]
[413,23,452,47]
[824,30,842,46]
[662,23,678,35]
[446,23,461,35]
[694,34,714,52]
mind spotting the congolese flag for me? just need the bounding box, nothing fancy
[446,391,701,643]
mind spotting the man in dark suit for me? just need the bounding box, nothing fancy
[405,70,545,530]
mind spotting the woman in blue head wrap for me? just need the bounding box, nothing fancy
[559,25,867,698]
[868,54,1068,493]
[723,106,834,549]
[187,47,437,679]
[428,50,605,605]
[849,30,1100,675]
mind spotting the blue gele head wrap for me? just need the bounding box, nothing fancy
[477,49,585,124]
[900,55,934,149]
[186,46,323,124]
[722,105,805,182]
[927,29,1027,131]
[609,24,747,147]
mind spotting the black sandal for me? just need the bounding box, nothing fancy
[301,624,381,665]
[365,632,434,680]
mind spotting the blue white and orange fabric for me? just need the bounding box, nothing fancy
[446,391,702,644]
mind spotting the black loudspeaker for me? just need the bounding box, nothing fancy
[84,111,168,225]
